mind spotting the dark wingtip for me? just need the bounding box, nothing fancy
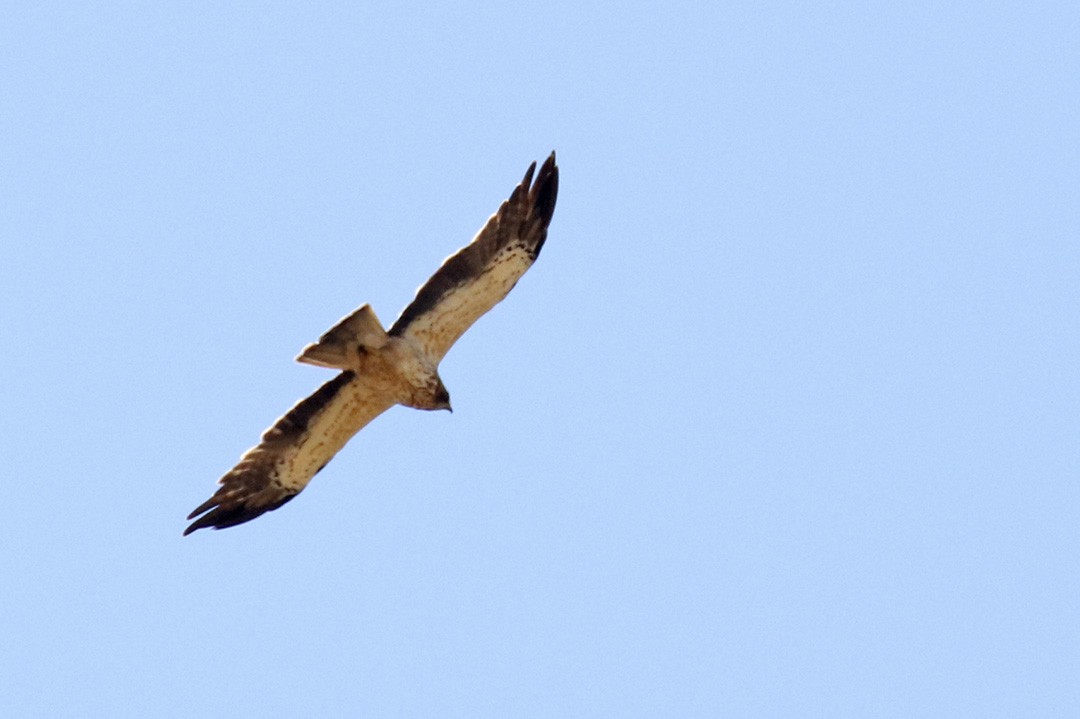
[183,492,296,536]
[531,151,559,227]
[183,514,209,536]
[521,160,537,188]
[186,498,216,521]
[183,494,296,536]
[183,500,222,535]
[183,499,216,534]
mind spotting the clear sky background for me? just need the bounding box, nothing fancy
[2,2,1078,717]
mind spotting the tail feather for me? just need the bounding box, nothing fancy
[296,304,388,370]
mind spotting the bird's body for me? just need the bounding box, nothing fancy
[185,154,558,535]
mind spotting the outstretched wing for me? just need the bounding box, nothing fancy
[389,152,559,363]
[184,372,395,535]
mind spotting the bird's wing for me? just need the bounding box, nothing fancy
[388,152,559,363]
[185,371,395,534]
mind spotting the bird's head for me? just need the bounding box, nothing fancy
[433,381,452,413]
[404,375,452,412]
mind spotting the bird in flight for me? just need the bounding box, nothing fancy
[185,153,559,535]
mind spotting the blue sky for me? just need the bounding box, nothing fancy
[2,1,1078,716]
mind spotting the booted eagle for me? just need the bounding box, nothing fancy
[185,153,559,535]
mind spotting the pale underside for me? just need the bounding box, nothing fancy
[403,247,535,363]
[261,378,394,496]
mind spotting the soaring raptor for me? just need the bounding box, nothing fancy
[185,153,559,535]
